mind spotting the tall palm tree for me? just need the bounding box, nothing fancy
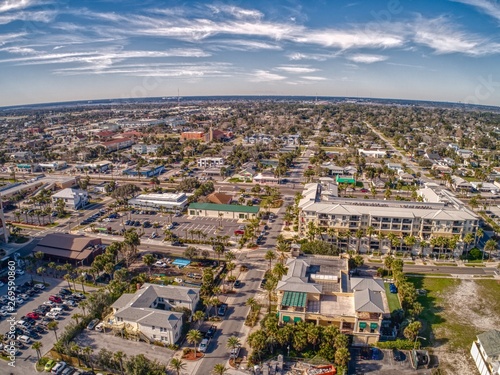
[37,267,46,284]
[142,253,155,276]
[265,250,276,271]
[70,342,82,366]
[113,351,126,375]
[463,232,475,259]
[226,336,241,354]
[475,228,484,247]
[212,363,228,375]
[47,321,59,341]
[186,329,202,358]
[484,239,497,262]
[169,358,186,375]
[71,313,82,325]
[32,341,43,363]
[366,226,375,254]
[355,229,364,254]
[193,310,205,328]
[83,346,94,371]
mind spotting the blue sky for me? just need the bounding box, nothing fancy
[2,0,500,106]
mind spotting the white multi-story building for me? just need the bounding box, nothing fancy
[132,144,160,155]
[471,330,500,375]
[51,188,89,210]
[197,157,225,168]
[110,284,200,345]
[298,183,478,255]
[128,193,188,211]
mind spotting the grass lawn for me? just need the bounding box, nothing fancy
[384,283,401,312]
[408,277,460,346]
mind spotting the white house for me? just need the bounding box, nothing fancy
[132,144,160,154]
[52,188,89,210]
[471,330,500,375]
[110,283,200,345]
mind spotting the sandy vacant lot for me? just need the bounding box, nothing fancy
[413,277,500,375]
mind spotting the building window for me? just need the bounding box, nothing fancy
[153,334,156,339]
[152,326,155,330]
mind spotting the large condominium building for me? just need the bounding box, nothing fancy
[299,183,478,255]
[276,257,390,346]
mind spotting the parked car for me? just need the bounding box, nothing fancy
[95,322,104,332]
[230,345,241,358]
[198,338,209,353]
[392,348,406,362]
[205,325,216,338]
[371,347,383,360]
[155,261,167,268]
[87,318,99,330]
[218,304,228,317]
[389,283,398,294]
[44,359,56,371]
[26,312,39,320]
[49,295,62,303]
[51,361,67,374]
[234,280,242,288]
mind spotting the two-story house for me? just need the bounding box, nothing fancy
[109,283,200,345]
[471,330,500,375]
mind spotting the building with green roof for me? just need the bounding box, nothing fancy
[188,202,259,220]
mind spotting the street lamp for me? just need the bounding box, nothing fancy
[287,345,290,357]
[414,335,427,350]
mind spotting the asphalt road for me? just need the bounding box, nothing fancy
[364,262,498,275]
[193,267,264,375]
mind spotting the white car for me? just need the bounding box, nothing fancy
[15,298,24,305]
[44,301,55,306]
[46,312,60,320]
[174,278,183,283]
[34,284,45,290]
[198,338,209,353]
[155,261,167,268]
[95,322,104,332]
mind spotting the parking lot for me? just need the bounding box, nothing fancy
[0,275,84,374]
[349,348,432,375]
[82,210,243,243]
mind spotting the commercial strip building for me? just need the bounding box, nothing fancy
[298,183,478,255]
[122,165,165,178]
[197,157,225,168]
[32,233,103,266]
[128,193,188,211]
[276,258,389,346]
[108,283,200,345]
[188,202,259,220]
[471,330,500,375]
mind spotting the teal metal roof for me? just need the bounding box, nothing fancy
[281,291,307,308]
[189,202,259,214]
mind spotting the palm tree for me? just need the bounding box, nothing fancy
[76,274,86,293]
[463,232,475,259]
[193,310,205,328]
[246,297,258,312]
[484,238,497,262]
[404,235,417,258]
[63,273,72,289]
[113,351,126,375]
[366,226,375,254]
[47,321,59,341]
[79,300,88,316]
[37,267,46,284]
[70,342,82,366]
[186,329,202,358]
[475,227,484,247]
[227,336,241,351]
[142,253,155,276]
[265,250,276,271]
[169,358,186,375]
[212,363,228,375]
[355,229,364,254]
[32,341,43,363]
[71,313,82,325]
[83,346,94,371]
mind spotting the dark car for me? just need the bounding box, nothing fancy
[171,241,185,247]
[134,220,141,227]
[392,349,406,362]
[205,325,217,338]
[234,280,242,288]
[371,347,383,360]
[217,304,228,317]
[389,283,398,294]
[60,289,72,295]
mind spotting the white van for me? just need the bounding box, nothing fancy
[18,335,31,344]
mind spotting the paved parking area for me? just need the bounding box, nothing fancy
[84,212,242,242]
[75,329,174,365]
[0,275,84,374]
[349,348,432,375]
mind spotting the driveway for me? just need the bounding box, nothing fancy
[75,329,175,365]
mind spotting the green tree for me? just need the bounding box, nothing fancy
[113,351,126,375]
[47,320,59,341]
[335,347,351,368]
[265,250,276,270]
[32,341,43,363]
[142,253,156,276]
[169,358,186,375]
[193,310,205,328]
[404,321,422,341]
[226,336,241,352]
[186,329,202,358]
[484,238,497,261]
[212,363,229,375]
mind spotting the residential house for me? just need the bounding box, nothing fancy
[207,192,233,205]
[471,330,500,375]
[109,283,200,345]
[451,175,472,192]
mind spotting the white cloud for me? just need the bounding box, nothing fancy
[207,39,281,51]
[347,54,388,64]
[276,65,318,73]
[292,29,404,49]
[251,70,286,82]
[286,52,331,61]
[207,4,263,20]
[300,76,327,81]
[0,9,56,24]
[452,0,500,22]
[0,0,39,13]
[412,17,500,55]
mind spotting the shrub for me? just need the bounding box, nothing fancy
[376,339,417,350]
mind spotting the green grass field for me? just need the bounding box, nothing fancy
[384,283,401,312]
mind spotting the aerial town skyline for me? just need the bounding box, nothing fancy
[2,0,500,107]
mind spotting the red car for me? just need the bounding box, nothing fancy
[49,295,62,303]
[234,230,245,236]
[26,312,40,320]
[360,188,369,193]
